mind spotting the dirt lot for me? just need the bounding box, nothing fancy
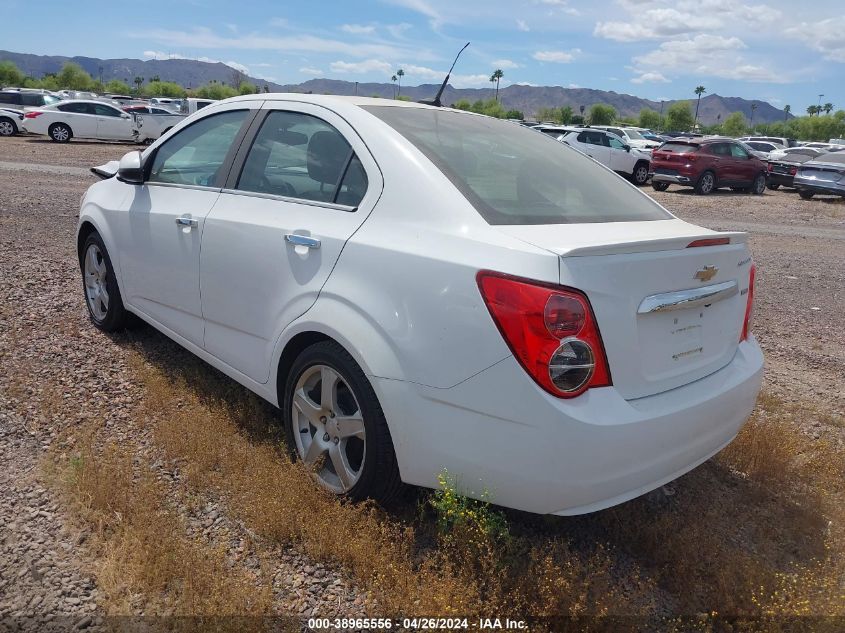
[1,135,843,627]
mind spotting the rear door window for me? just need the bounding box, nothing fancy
[57,103,93,114]
[236,110,367,207]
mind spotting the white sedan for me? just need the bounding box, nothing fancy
[77,95,763,515]
[22,99,139,143]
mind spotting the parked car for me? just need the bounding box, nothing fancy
[22,100,139,143]
[766,148,824,190]
[650,138,768,195]
[76,95,762,515]
[766,145,826,162]
[0,107,25,136]
[535,125,652,185]
[742,140,780,159]
[588,125,661,149]
[150,97,181,109]
[122,105,185,140]
[179,97,217,115]
[0,89,62,111]
[737,136,798,148]
[793,152,845,199]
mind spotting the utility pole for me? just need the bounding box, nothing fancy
[818,94,824,110]
[355,81,358,96]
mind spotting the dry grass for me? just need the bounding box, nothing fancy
[47,432,273,626]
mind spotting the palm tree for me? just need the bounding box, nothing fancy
[396,69,404,97]
[806,105,817,117]
[391,74,397,99]
[783,104,791,122]
[490,69,504,102]
[749,102,758,128]
[133,76,144,94]
[823,102,834,115]
[693,85,706,127]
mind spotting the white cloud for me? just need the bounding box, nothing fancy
[341,24,377,35]
[386,23,412,38]
[329,59,394,75]
[492,59,520,69]
[516,19,530,32]
[786,17,845,63]
[631,71,670,84]
[299,66,323,75]
[632,35,786,83]
[532,49,580,63]
[134,27,428,60]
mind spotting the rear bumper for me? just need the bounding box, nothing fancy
[794,177,845,196]
[767,173,795,187]
[374,337,763,515]
[651,172,693,185]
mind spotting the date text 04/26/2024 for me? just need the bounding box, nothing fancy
[307,617,528,630]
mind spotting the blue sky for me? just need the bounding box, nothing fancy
[5,0,845,110]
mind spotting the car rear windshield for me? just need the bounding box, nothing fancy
[659,143,698,153]
[363,106,670,225]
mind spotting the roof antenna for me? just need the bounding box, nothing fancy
[419,42,470,107]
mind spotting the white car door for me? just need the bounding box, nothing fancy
[198,103,382,383]
[572,130,611,167]
[56,103,97,137]
[92,103,133,140]
[606,134,636,174]
[117,103,257,347]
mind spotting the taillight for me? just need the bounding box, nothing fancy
[24,111,43,119]
[790,167,797,176]
[687,237,730,248]
[477,271,611,398]
[767,163,774,172]
[741,264,756,341]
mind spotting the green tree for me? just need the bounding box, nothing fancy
[396,68,404,97]
[588,103,616,125]
[823,102,834,115]
[143,80,186,98]
[391,74,397,99]
[693,85,706,127]
[104,79,132,94]
[504,109,523,119]
[193,82,238,100]
[721,111,747,137]
[806,105,817,116]
[638,108,663,130]
[665,100,694,131]
[559,105,573,124]
[238,81,258,95]
[0,61,25,87]
[490,69,504,102]
[570,114,585,125]
[749,102,759,128]
[56,62,95,90]
[783,104,791,122]
[133,76,144,94]
[454,99,472,111]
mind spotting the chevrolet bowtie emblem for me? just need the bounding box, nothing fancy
[694,265,718,282]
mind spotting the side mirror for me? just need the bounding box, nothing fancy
[117,150,144,184]
[624,144,631,152]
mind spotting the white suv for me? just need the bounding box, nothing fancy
[535,125,652,185]
[590,125,661,150]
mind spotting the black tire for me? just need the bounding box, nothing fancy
[767,183,780,190]
[79,232,129,332]
[694,170,716,195]
[0,116,17,136]
[799,190,814,200]
[751,172,766,195]
[49,122,72,143]
[652,181,670,192]
[631,161,650,186]
[283,340,403,505]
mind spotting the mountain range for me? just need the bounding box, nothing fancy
[1,49,791,126]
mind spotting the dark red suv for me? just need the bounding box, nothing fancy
[650,138,768,195]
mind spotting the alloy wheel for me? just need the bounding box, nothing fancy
[700,173,714,194]
[83,243,109,320]
[52,126,69,142]
[291,364,366,493]
[0,121,14,136]
[634,165,649,185]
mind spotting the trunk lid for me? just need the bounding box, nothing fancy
[498,219,752,400]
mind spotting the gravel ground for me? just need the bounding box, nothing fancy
[0,135,843,624]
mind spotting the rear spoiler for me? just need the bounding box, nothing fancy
[561,232,747,257]
[91,160,119,180]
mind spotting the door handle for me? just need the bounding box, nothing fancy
[175,217,198,228]
[285,233,321,249]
